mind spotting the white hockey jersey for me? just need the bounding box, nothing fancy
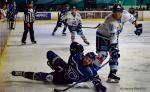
[97,10,136,43]
[64,11,82,27]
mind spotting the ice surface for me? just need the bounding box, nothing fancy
[0,20,150,92]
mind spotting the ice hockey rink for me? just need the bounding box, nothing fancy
[0,20,150,92]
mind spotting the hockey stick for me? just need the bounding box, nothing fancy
[53,60,109,92]
[82,23,101,29]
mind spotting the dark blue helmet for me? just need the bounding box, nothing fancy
[112,4,124,13]
[85,52,96,60]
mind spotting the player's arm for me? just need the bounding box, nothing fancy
[125,10,142,36]
[77,13,82,29]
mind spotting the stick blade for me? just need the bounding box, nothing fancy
[53,89,64,92]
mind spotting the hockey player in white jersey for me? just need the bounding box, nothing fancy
[96,4,142,83]
[64,6,90,45]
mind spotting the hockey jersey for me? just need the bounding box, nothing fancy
[65,53,99,82]
[24,8,35,23]
[7,6,18,20]
[63,11,82,27]
[59,9,68,22]
[97,10,136,43]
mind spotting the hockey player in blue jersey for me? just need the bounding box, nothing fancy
[52,4,69,36]
[7,2,18,30]
[11,42,106,92]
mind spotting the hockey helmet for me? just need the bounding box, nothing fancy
[85,52,96,60]
[112,4,124,13]
[71,6,76,10]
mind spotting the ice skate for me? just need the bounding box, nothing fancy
[32,41,37,44]
[21,42,26,45]
[106,73,120,83]
[52,32,55,36]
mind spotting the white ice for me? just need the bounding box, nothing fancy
[0,20,150,92]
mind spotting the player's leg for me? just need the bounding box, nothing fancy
[47,50,68,72]
[96,32,111,85]
[10,20,14,30]
[70,31,75,42]
[62,22,67,36]
[107,43,120,83]
[29,23,36,44]
[77,29,90,45]
[96,32,109,63]
[52,26,58,36]
[8,19,11,30]
[68,26,76,42]
[21,23,29,44]
[11,71,54,83]
[12,19,16,30]
[52,21,62,36]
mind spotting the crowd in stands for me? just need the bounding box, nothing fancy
[0,3,7,20]
[34,5,150,12]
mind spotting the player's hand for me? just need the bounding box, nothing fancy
[134,24,142,36]
[27,23,30,28]
[77,23,82,29]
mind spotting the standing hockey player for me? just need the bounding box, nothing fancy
[52,4,69,36]
[7,2,18,30]
[65,6,90,45]
[96,4,142,83]
[21,1,36,45]
[11,42,106,92]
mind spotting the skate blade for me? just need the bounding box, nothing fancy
[106,78,119,83]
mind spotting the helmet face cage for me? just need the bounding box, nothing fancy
[83,52,96,66]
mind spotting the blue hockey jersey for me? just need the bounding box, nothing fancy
[65,53,100,82]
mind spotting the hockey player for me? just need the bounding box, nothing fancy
[52,4,69,36]
[7,2,18,30]
[11,42,106,92]
[64,6,90,45]
[96,4,142,83]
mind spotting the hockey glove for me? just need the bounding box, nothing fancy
[134,24,142,36]
[92,76,106,92]
[77,23,82,29]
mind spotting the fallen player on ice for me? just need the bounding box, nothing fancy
[11,42,106,92]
